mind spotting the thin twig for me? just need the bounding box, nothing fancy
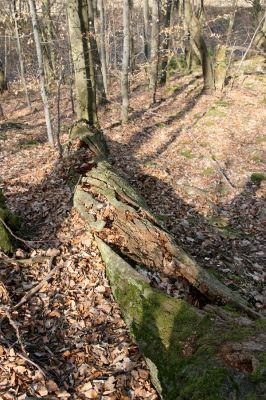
[12,257,57,310]
[1,308,26,354]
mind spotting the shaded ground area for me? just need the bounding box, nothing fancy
[0,60,265,398]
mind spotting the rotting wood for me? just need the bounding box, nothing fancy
[71,121,265,398]
[74,159,259,319]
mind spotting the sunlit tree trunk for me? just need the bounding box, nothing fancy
[28,0,54,146]
[67,0,98,126]
[184,0,215,92]
[149,0,159,103]
[121,0,130,124]
[11,0,31,108]
[98,0,108,95]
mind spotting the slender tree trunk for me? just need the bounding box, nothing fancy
[160,0,174,85]
[0,62,7,93]
[12,0,31,108]
[0,103,4,118]
[184,0,215,92]
[121,0,130,124]
[143,0,150,59]
[254,7,266,51]
[67,0,98,126]
[98,0,108,95]
[4,31,8,79]
[28,0,54,145]
[88,0,107,105]
[149,0,160,103]
[42,0,56,72]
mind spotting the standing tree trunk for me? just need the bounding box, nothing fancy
[184,0,215,92]
[254,7,266,51]
[41,0,56,81]
[28,0,54,146]
[149,0,160,103]
[143,0,150,59]
[67,0,98,126]
[0,62,7,94]
[98,0,108,96]
[121,0,130,124]
[160,0,174,85]
[87,0,107,105]
[11,0,31,108]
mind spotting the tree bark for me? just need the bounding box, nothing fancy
[67,0,98,126]
[149,0,160,103]
[121,0,130,124]
[28,0,54,145]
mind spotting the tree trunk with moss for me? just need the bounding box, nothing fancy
[72,125,266,399]
[67,0,98,126]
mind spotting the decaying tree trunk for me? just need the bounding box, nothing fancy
[72,122,265,399]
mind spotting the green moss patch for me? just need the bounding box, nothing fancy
[206,108,226,118]
[179,149,194,159]
[203,167,215,176]
[97,238,266,400]
[250,172,266,184]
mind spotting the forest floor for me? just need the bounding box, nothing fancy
[0,58,265,399]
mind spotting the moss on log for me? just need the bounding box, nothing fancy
[0,189,20,253]
[74,161,259,319]
[72,123,265,398]
[96,237,266,400]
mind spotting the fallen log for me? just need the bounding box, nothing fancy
[71,121,265,398]
[74,159,259,318]
[97,237,266,400]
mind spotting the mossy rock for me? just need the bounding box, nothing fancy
[97,238,266,400]
[0,189,20,253]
